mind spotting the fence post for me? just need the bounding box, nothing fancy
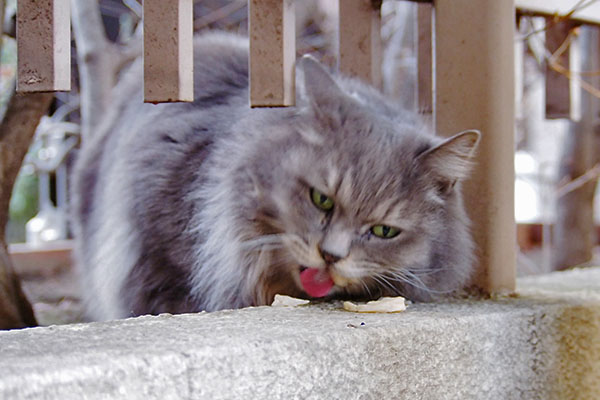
[143,0,194,103]
[17,0,70,92]
[338,0,382,88]
[553,26,600,270]
[434,0,516,294]
[249,0,295,107]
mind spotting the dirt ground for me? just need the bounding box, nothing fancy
[19,263,86,326]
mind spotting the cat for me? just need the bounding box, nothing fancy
[71,32,480,321]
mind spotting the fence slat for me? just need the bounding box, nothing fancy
[417,3,432,114]
[545,19,577,119]
[435,0,516,294]
[249,0,295,107]
[17,0,70,92]
[143,0,193,103]
[338,0,382,88]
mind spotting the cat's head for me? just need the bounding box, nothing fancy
[240,56,480,304]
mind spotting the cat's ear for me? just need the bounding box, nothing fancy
[297,55,345,107]
[417,130,480,192]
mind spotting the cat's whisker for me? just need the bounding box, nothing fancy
[283,234,316,264]
[408,266,453,276]
[397,268,434,289]
[371,274,405,297]
[246,244,285,253]
[356,261,385,272]
[384,270,452,295]
[403,269,452,294]
[240,234,286,250]
[355,261,445,296]
[292,236,313,253]
[385,271,430,292]
[381,271,416,290]
[358,279,374,299]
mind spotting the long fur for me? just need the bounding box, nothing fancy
[71,32,479,321]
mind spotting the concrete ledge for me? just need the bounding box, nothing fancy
[1,268,599,399]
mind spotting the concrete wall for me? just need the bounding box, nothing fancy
[1,268,599,399]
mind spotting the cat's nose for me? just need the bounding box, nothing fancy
[319,247,342,265]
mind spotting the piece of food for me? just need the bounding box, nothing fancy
[271,294,310,307]
[343,296,406,313]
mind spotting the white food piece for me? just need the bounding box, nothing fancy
[271,294,310,307]
[343,296,406,313]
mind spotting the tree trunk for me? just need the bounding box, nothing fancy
[553,26,600,270]
[0,86,53,329]
[0,0,5,44]
[0,243,37,329]
[71,0,142,142]
[71,0,117,140]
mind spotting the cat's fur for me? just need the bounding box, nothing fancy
[71,32,479,321]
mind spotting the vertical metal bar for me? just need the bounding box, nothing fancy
[417,2,432,113]
[338,0,382,88]
[249,0,295,107]
[143,0,194,103]
[515,16,525,124]
[434,0,516,294]
[545,19,577,119]
[17,0,70,92]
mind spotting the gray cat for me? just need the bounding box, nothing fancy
[71,32,480,321]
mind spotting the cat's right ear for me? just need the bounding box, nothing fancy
[416,130,480,193]
[298,55,346,108]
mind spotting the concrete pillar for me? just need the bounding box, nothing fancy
[434,0,516,294]
[17,0,71,92]
[249,0,295,107]
[143,0,194,103]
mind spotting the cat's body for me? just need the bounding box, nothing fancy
[72,32,479,321]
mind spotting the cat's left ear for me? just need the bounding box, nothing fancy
[298,54,346,107]
[416,130,481,191]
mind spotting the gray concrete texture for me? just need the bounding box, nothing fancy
[1,267,599,400]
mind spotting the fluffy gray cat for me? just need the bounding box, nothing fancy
[71,32,480,321]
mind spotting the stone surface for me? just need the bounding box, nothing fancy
[1,268,599,399]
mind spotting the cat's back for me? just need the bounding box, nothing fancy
[71,32,251,320]
[73,31,250,239]
[107,31,250,137]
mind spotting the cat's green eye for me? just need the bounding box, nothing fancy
[310,188,334,211]
[371,225,400,239]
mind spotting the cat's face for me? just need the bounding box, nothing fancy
[265,151,436,302]
[241,56,479,304]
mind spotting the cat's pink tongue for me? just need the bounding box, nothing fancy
[300,268,334,298]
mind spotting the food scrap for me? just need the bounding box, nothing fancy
[343,296,406,313]
[271,294,310,307]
